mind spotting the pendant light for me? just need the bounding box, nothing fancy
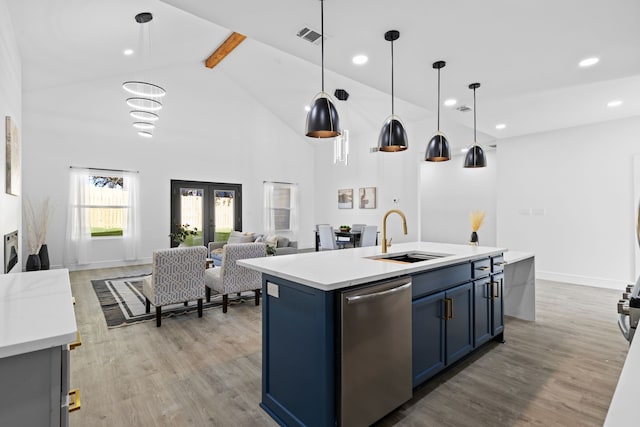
[305,0,341,138]
[377,30,408,152]
[463,83,487,168]
[425,61,451,161]
[122,12,166,138]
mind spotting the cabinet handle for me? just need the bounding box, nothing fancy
[495,261,507,267]
[69,388,81,412]
[444,298,453,320]
[70,331,82,351]
[491,281,500,299]
[477,266,490,271]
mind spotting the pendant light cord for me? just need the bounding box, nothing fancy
[391,39,395,115]
[473,86,477,145]
[437,68,441,131]
[321,0,325,93]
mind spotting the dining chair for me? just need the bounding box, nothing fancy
[318,225,349,250]
[360,225,378,247]
[351,224,366,233]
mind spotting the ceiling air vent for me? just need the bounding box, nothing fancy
[297,27,323,45]
[456,105,472,113]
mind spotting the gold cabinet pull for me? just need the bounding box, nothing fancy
[70,331,82,350]
[69,388,81,412]
[491,281,501,299]
[443,298,453,320]
[477,266,490,271]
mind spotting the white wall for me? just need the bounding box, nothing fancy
[420,150,497,247]
[497,116,640,289]
[22,63,316,270]
[0,0,22,273]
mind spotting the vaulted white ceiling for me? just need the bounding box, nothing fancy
[7,0,640,149]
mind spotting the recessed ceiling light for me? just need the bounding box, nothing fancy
[124,49,134,56]
[304,105,311,112]
[495,124,506,130]
[607,100,623,107]
[444,98,457,107]
[352,55,368,65]
[579,57,599,67]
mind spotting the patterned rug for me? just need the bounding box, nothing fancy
[91,274,253,328]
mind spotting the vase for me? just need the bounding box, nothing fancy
[26,254,41,271]
[38,244,50,270]
[469,231,479,246]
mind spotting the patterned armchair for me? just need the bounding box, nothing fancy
[204,242,266,313]
[142,246,207,327]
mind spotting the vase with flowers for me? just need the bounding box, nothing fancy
[469,210,485,246]
[169,223,200,247]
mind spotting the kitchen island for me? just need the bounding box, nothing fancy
[239,242,505,427]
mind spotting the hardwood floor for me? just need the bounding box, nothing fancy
[69,268,628,426]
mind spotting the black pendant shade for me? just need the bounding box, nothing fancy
[378,116,408,152]
[425,61,451,162]
[425,132,451,161]
[377,30,408,152]
[306,94,340,138]
[305,0,341,138]
[464,144,487,168]
[464,82,487,168]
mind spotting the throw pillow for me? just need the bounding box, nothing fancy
[277,236,290,248]
[228,235,254,244]
[265,235,279,248]
[254,234,265,243]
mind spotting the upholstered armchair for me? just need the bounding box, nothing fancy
[142,246,207,327]
[204,242,266,313]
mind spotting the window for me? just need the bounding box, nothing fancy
[264,182,298,233]
[88,175,128,237]
[65,168,140,266]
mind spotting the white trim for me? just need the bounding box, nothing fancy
[537,270,628,290]
[63,257,152,272]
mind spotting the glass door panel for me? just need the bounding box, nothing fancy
[213,190,235,242]
[179,187,204,246]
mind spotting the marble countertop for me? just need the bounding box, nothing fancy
[239,241,505,291]
[604,330,640,426]
[504,250,535,264]
[0,269,77,359]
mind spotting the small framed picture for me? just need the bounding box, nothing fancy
[338,189,353,209]
[359,187,377,209]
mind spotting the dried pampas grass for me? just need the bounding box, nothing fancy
[24,197,53,254]
[470,210,486,232]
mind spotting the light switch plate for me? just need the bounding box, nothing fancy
[267,282,279,298]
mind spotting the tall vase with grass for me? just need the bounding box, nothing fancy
[24,197,53,271]
[469,210,485,246]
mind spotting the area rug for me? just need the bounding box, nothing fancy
[91,274,253,328]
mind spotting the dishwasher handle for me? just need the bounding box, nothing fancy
[346,282,411,305]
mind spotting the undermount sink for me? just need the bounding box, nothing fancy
[368,251,451,264]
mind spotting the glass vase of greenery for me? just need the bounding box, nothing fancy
[169,223,199,246]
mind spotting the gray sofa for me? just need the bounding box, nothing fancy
[208,231,298,266]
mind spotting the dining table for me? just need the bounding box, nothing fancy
[314,229,378,251]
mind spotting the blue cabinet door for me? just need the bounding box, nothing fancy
[491,273,505,337]
[473,278,492,347]
[445,282,473,365]
[412,291,445,387]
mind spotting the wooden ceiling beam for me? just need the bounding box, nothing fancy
[205,32,247,69]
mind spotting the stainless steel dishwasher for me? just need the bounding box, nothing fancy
[340,277,412,426]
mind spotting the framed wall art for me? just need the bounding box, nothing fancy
[338,188,353,209]
[5,116,20,196]
[359,187,377,209]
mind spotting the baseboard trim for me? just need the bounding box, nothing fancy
[537,270,629,290]
[65,258,152,272]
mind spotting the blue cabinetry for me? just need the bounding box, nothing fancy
[474,277,492,346]
[412,266,473,388]
[491,273,505,338]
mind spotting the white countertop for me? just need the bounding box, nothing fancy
[0,269,77,359]
[239,241,505,291]
[503,251,535,264]
[604,333,639,426]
